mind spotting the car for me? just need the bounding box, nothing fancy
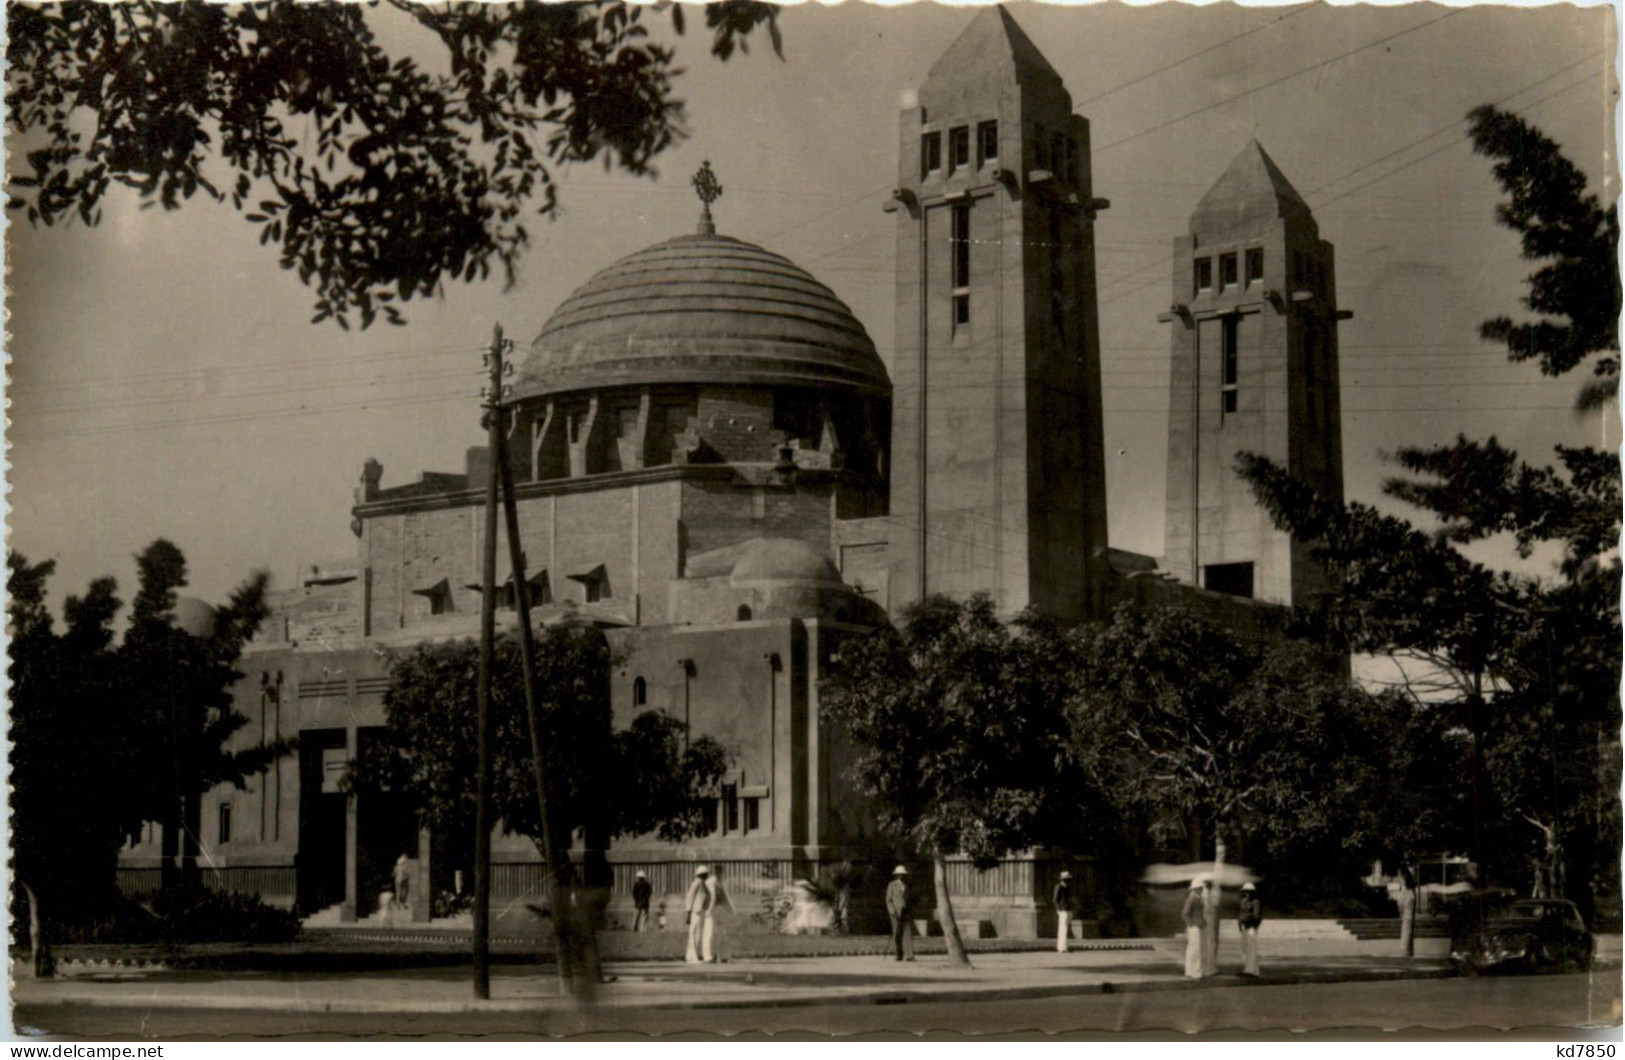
[1450,897,1594,975]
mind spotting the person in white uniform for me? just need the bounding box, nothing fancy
[685,865,716,963]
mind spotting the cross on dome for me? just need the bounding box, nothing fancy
[692,160,723,235]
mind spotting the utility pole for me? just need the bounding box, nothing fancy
[472,324,505,999]
[490,338,586,996]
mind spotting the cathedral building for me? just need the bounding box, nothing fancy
[117,6,1346,938]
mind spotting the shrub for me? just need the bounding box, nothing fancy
[61,888,300,944]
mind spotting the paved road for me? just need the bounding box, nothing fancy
[16,971,1620,1039]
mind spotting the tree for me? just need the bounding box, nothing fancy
[8,554,123,975]
[1465,106,1620,410]
[1061,605,1465,903]
[821,594,1071,966]
[7,542,281,976]
[348,621,726,982]
[118,540,285,892]
[1237,449,1620,917]
[7,0,780,330]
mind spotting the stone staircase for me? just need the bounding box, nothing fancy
[1336,916,1450,940]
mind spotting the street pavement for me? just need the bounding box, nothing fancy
[21,933,1612,1018]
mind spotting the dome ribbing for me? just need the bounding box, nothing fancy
[515,232,888,401]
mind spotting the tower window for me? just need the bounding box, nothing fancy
[218,802,232,845]
[722,783,740,834]
[921,131,942,179]
[1034,124,1049,169]
[1051,133,1066,180]
[1194,257,1213,294]
[1065,137,1079,185]
[1204,562,1255,599]
[633,676,647,707]
[737,604,753,621]
[1219,252,1238,291]
[949,126,970,173]
[1292,250,1306,288]
[951,203,971,328]
[978,120,998,167]
[1304,330,1320,429]
[1246,248,1264,285]
[1221,316,1239,416]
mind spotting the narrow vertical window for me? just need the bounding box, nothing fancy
[1051,133,1066,180]
[1219,252,1238,291]
[744,798,761,833]
[977,120,998,167]
[949,126,970,173]
[722,783,740,834]
[1304,330,1319,428]
[920,131,941,179]
[1221,317,1239,416]
[1049,209,1066,341]
[1292,250,1306,289]
[218,803,232,845]
[951,203,971,328]
[1245,248,1264,285]
[1065,137,1080,185]
[1034,124,1050,169]
[1194,257,1213,295]
[633,676,647,707]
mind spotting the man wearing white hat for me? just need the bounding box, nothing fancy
[1180,878,1207,978]
[685,865,716,963]
[1238,882,1262,976]
[1053,871,1075,953]
[885,865,915,961]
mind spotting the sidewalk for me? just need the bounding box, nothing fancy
[14,935,1538,1016]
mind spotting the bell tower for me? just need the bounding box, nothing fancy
[886,5,1109,620]
[1160,141,1348,607]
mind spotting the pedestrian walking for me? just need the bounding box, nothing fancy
[1238,882,1262,976]
[631,870,653,932]
[684,865,716,963]
[1053,871,1074,953]
[886,865,915,961]
[1181,878,1206,978]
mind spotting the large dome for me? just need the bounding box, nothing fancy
[515,231,888,401]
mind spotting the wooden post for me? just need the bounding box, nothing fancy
[472,324,504,999]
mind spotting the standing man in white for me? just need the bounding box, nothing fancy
[685,865,716,963]
[1053,871,1074,953]
[1181,878,1206,978]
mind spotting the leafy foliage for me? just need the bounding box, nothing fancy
[821,594,1070,869]
[348,623,726,853]
[1466,105,1620,408]
[8,543,283,953]
[1060,606,1463,894]
[118,540,286,849]
[1237,449,1620,914]
[7,0,781,330]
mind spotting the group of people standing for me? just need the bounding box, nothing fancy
[1180,877,1263,978]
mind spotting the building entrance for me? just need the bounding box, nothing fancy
[296,729,349,914]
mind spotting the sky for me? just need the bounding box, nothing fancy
[6,0,1618,616]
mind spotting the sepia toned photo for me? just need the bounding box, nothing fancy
[5,0,1620,1043]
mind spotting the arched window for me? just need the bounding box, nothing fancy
[633,676,647,707]
[737,604,753,621]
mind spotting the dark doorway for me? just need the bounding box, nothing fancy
[297,729,349,915]
[355,727,420,918]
